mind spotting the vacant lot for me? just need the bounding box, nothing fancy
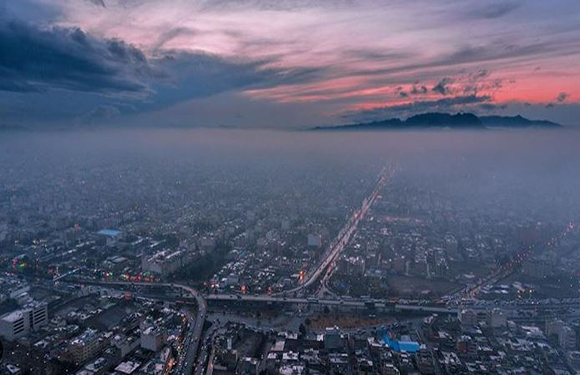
[309,314,394,329]
[386,275,459,297]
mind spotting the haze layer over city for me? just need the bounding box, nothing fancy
[2,1,580,375]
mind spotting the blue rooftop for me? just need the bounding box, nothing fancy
[382,335,420,353]
[97,229,121,237]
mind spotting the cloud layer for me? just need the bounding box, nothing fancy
[1,0,580,127]
[0,21,150,94]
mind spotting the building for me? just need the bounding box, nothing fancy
[115,361,141,374]
[546,319,565,337]
[458,309,478,326]
[560,326,577,350]
[487,308,507,328]
[323,326,343,350]
[141,326,166,352]
[97,229,122,247]
[112,333,140,357]
[546,319,577,350]
[0,310,29,341]
[307,234,322,248]
[142,249,189,277]
[0,302,48,341]
[29,301,48,330]
[456,335,477,356]
[238,357,259,375]
[68,329,110,364]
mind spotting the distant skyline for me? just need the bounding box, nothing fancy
[1,0,580,128]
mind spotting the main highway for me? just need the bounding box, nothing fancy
[206,292,457,314]
[205,292,580,315]
[281,166,394,296]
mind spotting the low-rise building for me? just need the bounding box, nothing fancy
[0,302,48,341]
[68,329,110,364]
[142,249,189,277]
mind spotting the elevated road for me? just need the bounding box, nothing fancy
[282,166,394,296]
[205,292,580,315]
[450,222,577,300]
[206,293,458,314]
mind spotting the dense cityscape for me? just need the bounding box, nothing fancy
[1,130,580,375]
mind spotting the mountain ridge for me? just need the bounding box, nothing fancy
[310,113,562,131]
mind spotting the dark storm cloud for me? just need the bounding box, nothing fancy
[0,20,150,94]
[344,95,492,121]
[546,92,570,108]
[557,92,569,102]
[467,2,520,20]
[146,51,327,112]
[410,84,428,95]
[0,14,298,100]
[432,78,453,95]
[0,20,331,125]
[461,70,503,96]
[395,87,408,98]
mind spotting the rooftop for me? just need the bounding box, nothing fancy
[97,229,121,237]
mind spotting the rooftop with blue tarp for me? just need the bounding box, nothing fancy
[382,334,421,353]
[97,229,121,237]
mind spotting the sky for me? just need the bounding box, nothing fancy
[1,0,580,128]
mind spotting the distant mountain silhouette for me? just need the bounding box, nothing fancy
[479,115,560,128]
[311,113,561,131]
